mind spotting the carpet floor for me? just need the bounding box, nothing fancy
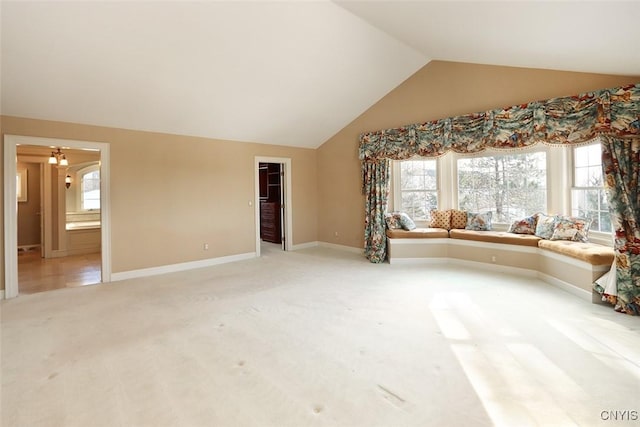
[2,245,639,426]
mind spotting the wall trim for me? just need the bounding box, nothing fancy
[111,252,256,282]
[318,241,363,254]
[537,272,592,302]
[4,135,112,299]
[389,257,450,265]
[290,241,319,251]
[448,258,538,277]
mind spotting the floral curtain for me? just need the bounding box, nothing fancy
[597,136,640,314]
[363,160,390,263]
[360,83,640,273]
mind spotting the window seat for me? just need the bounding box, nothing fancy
[386,228,449,239]
[387,229,614,301]
[449,229,541,247]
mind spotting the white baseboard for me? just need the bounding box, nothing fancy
[318,241,363,254]
[389,257,450,265]
[111,252,256,282]
[289,241,319,251]
[537,272,592,302]
[448,258,538,278]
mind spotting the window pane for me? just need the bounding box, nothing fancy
[457,152,546,223]
[82,170,100,210]
[399,159,437,220]
[572,142,610,233]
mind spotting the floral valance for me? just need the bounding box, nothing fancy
[359,83,640,162]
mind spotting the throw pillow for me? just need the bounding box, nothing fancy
[550,216,592,242]
[508,214,538,235]
[384,213,402,230]
[465,212,492,231]
[449,210,468,229]
[398,212,417,231]
[430,209,451,230]
[534,213,559,239]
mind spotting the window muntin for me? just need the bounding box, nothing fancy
[397,159,438,220]
[81,168,100,211]
[571,142,610,232]
[457,151,547,223]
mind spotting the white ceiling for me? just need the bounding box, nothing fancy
[2,1,639,149]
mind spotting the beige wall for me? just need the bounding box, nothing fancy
[1,116,318,288]
[317,61,640,249]
[16,161,41,247]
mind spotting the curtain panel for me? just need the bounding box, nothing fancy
[359,83,640,291]
[598,136,640,315]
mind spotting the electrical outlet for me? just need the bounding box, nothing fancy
[491,255,496,263]
[204,243,209,250]
[334,231,339,237]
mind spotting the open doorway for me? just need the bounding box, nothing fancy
[4,135,111,299]
[254,156,292,257]
[17,145,102,294]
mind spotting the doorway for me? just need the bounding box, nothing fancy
[254,156,292,257]
[3,135,111,299]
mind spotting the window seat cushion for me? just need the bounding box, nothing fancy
[386,228,449,239]
[449,229,541,247]
[538,240,614,266]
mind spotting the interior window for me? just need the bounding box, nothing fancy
[396,159,438,220]
[457,151,547,223]
[81,168,100,210]
[572,142,610,232]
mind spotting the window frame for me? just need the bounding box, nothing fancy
[570,140,612,243]
[391,158,440,224]
[77,164,101,212]
[452,146,550,228]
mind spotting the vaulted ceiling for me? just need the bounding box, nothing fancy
[2,1,639,149]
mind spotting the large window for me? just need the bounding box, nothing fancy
[396,159,438,220]
[457,151,547,223]
[572,142,610,232]
[81,167,100,210]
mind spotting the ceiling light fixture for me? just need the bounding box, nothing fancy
[48,147,69,166]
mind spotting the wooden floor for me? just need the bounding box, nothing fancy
[17,248,102,295]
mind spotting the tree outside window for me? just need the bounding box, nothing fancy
[457,152,547,223]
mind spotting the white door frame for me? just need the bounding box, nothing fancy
[254,156,292,257]
[3,135,112,299]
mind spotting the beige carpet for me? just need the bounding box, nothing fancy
[2,245,639,427]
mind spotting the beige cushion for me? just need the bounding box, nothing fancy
[538,240,614,265]
[449,229,541,247]
[430,210,451,229]
[386,228,449,239]
[449,209,468,229]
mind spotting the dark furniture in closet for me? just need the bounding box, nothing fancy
[259,163,281,244]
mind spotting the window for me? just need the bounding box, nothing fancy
[396,159,438,220]
[81,167,100,210]
[457,151,547,223]
[572,142,610,232]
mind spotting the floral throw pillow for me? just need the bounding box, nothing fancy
[465,212,492,231]
[551,216,592,242]
[430,209,451,230]
[385,212,416,231]
[449,210,468,229]
[384,213,402,230]
[398,213,417,231]
[534,214,559,239]
[508,214,538,235]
